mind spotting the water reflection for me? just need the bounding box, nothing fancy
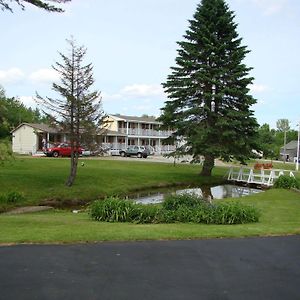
[133,184,262,204]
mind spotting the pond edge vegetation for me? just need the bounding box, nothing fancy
[90,194,260,225]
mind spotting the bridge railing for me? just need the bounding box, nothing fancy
[227,167,295,186]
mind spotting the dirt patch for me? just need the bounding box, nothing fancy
[39,198,88,209]
[3,206,54,215]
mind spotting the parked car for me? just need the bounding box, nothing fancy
[44,143,83,157]
[109,148,121,156]
[119,146,150,158]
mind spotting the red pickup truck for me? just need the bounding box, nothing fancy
[44,143,83,157]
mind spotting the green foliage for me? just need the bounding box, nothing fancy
[162,193,204,210]
[0,191,25,204]
[89,197,136,222]
[90,194,260,225]
[274,175,300,189]
[256,122,298,159]
[208,202,260,224]
[0,87,47,139]
[0,140,14,164]
[159,0,259,175]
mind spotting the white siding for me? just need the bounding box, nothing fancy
[104,116,118,131]
[12,125,38,154]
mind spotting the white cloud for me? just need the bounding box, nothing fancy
[121,84,164,98]
[0,68,24,83]
[249,83,269,93]
[102,83,166,103]
[18,96,37,109]
[101,92,122,102]
[29,68,59,84]
[251,0,288,15]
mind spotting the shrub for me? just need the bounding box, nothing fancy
[90,197,136,222]
[274,175,300,189]
[210,202,260,224]
[90,194,260,225]
[133,204,160,224]
[162,193,204,210]
[0,191,25,204]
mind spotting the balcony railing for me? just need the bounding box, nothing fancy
[118,128,172,137]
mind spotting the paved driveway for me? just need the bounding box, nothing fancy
[0,236,299,300]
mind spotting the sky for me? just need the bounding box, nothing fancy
[0,0,299,129]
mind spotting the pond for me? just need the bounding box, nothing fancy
[131,184,263,204]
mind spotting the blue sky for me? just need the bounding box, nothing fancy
[0,0,299,129]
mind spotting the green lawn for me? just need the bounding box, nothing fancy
[0,157,299,244]
[0,157,226,209]
[0,189,299,244]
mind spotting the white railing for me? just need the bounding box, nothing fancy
[227,167,295,186]
[117,128,172,137]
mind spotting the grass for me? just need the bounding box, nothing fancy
[0,156,299,244]
[0,189,300,244]
[0,156,226,209]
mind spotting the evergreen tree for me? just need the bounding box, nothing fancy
[159,0,259,176]
[0,0,70,12]
[36,38,104,187]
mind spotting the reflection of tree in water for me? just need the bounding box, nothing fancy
[222,185,233,198]
[201,186,213,203]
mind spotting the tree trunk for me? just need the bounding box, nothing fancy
[66,152,79,187]
[200,154,215,176]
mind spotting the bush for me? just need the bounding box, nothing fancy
[90,194,260,225]
[0,140,14,165]
[209,202,260,224]
[274,175,300,189]
[162,193,204,210]
[0,191,25,204]
[90,197,136,222]
[133,204,160,224]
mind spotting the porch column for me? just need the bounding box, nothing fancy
[158,139,161,155]
[47,132,50,148]
[114,136,117,148]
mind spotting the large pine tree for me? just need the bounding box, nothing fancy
[159,0,259,176]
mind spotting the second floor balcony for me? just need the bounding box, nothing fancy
[118,128,172,137]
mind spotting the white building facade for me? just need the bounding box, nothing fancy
[11,115,175,155]
[102,114,175,154]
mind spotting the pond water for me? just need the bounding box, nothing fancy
[131,184,263,204]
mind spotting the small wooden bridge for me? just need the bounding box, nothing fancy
[227,167,295,187]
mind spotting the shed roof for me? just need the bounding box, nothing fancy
[11,123,60,134]
[282,140,299,150]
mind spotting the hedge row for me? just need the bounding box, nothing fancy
[90,194,260,225]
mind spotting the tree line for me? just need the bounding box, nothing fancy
[258,121,298,160]
[0,87,47,140]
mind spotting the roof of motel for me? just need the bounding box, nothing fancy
[110,114,160,124]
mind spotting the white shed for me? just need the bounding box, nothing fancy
[11,123,64,155]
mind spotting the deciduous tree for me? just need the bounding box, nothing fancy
[276,118,290,162]
[159,0,259,176]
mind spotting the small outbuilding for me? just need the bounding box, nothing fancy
[280,140,299,162]
[11,123,66,155]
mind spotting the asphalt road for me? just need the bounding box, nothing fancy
[0,236,299,300]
